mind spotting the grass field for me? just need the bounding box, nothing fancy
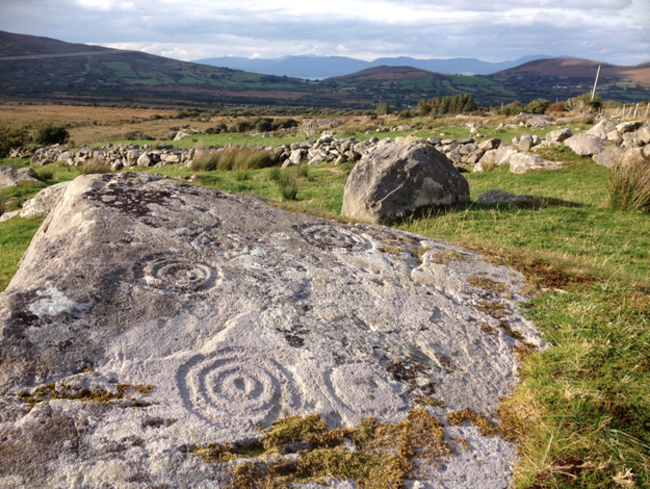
[1,119,649,487]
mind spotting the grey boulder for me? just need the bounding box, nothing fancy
[0,172,543,488]
[20,181,71,218]
[509,153,564,174]
[341,142,470,223]
[564,134,605,156]
[546,128,573,145]
[0,165,42,189]
[593,145,624,168]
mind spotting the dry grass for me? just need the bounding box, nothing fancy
[609,158,650,212]
[191,147,275,172]
[78,160,112,174]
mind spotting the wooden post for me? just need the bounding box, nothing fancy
[622,104,626,119]
[634,104,639,118]
[591,65,601,101]
[646,103,649,119]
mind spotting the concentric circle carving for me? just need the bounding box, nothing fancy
[143,256,214,292]
[180,348,300,422]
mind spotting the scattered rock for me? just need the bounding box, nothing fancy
[616,121,643,134]
[20,182,71,218]
[476,189,541,205]
[509,153,564,174]
[587,120,618,140]
[593,145,625,168]
[563,134,605,157]
[0,165,42,189]
[546,128,573,145]
[341,142,470,223]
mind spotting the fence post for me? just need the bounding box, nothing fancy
[634,104,639,118]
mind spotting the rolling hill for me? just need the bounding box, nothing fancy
[0,31,648,108]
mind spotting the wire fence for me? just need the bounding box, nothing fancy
[601,103,650,120]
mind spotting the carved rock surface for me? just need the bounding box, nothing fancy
[0,173,543,488]
[341,141,470,223]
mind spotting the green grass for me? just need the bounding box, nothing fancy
[1,127,649,487]
[0,216,45,290]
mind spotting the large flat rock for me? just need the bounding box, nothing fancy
[0,173,543,488]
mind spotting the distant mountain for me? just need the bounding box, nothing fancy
[1,32,648,107]
[194,54,569,79]
[495,58,650,86]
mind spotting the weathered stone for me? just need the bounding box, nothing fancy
[587,120,618,140]
[0,209,20,222]
[20,182,71,218]
[289,149,307,165]
[593,145,625,168]
[509,153,564,174]
[632,125,650,146]
[563,134,605,156]
[341,142,470,223]
[494,145,519,166]
[607,130,623,144]
[518,134,534,151]
[173,130,192,141]
[137,152,153,167]
[616,121,643,134]
[546,128,573,145]
[478,138,500,152]
[476,189,541,205]
[621,148,646,167]
[0,172,542,488]
[0,165,42,189]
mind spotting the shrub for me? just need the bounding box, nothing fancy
[525,99,550,114]
[417,93,476,117]
[398,110,412,119]
[609,158,650,212]
[33,124,69,145]
[376,103,391,116]
[547,101,566,112]
[0,124,31,156]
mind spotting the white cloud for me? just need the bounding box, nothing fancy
[0,0,646,65]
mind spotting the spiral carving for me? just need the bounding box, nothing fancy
[143,256,214,292]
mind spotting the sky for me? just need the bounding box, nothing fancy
[0,0,649,65]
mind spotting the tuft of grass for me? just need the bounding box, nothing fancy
[0,189,7,217]
[78,160,112,174]
[277,171,298,200]
[234,170,250,182]
[609,158,650,212]
[192,147,275,172]
[0,216,46,291]
[36,166,55,181]
[268,166,282,181]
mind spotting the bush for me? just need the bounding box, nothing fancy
[0,124,31,157]
[525,99,550,114]
[609,159,650,212]
[398,110,412,119]
[33,124,69,145]
[547,101,566,112]
[376,103,390,116]
[417,93,476,117]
